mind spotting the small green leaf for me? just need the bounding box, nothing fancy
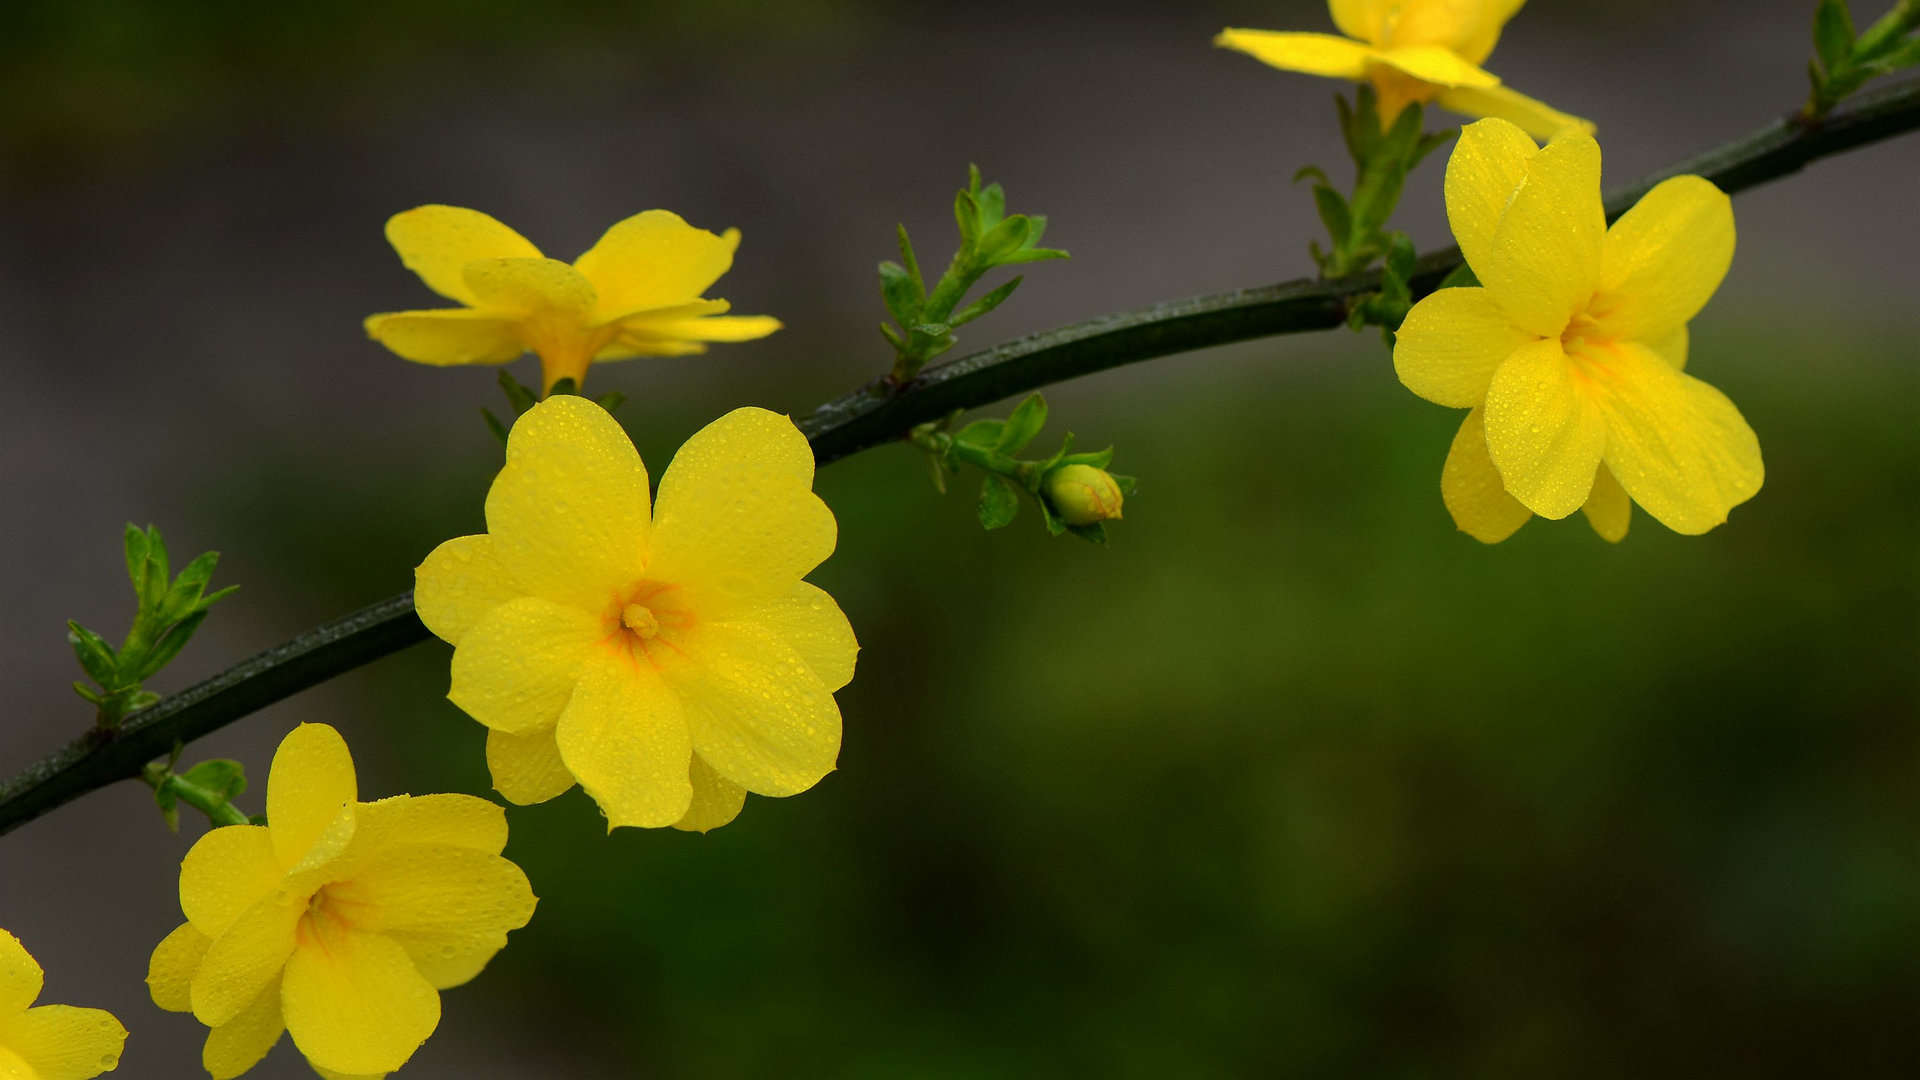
[896,224,924,293]
[977,475,1020,530]
[154,783,180,833]
[954,189,981,247]
[137,610,208,681]
[974,215,1032,264]
[997,394,1048,454]
[1814,0,1857,73]
[1066,522,1109,544]
[138,527,171,608]
[123,524,150,594]
[951,276,1022,328]
[481,407,510,445]
[66,621,117,686]
[71,681,104,705]
[954,419,1007,448]
[162,551,220,618]
[1411,128,1458,170]
[879,260,923,326]
[1860,34,1920,75]
[1293,164,1333,186]
[998,246,1070,265]
[595,391,627,415]
[1109,473,1138,496]
[548,377,579,397]
[879,322,907,352]
[1312,185,1352,248]
[181,759,248,802]
[1057,446,1115,470]
[1036,494,1067,536]
[1024,214,1052,249]
[975,181,1008,230]
[497,369,538,413]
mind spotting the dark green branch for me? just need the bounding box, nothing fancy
[4,80,1918,838]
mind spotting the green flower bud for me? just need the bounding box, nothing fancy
[1044,464,1125,526]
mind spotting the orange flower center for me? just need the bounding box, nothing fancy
[608,581,695,668]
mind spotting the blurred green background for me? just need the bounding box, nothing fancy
[3,1,1916,1078]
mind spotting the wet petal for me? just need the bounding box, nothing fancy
[553,653,693,830]
[1591,175,1734,342]
[267,725,358,871]
[363,310,525,367]
[281,927,439,1077]
[180,824,281,937]
[1480,129,1605,336]
[1441,407,1532,543]
[147,922,212,1013]
[573,211,741,324]
[1582,463,1632,543]
[1372,45,1499,89]
[1436,82,1594,139]
[384,206,541,306]
[722,582,858,692]
[201,977,284,1080]
[1483,337,1605,519]
[669,620,841,799]
[331,846,535,989]
[1393,286,1534,407]
[1647,324,1688,371]
[1444,116,1539,278]
[616,314,782,346]
[350,794,508,857]
[0,929,43,1013]
[1587,341,1763,534]
[448,597,600,736]
[461,258,596,320]
[671,755,747,834]
[485,727,577,805]
[1213,29,1374,79]
[414,535,522,646]
[190,892,303,1027]
[3,1005,127,1080]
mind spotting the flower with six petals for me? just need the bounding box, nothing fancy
[1393,116,1763,543]
[147,723,536,1080]
[0,929,126,1079]
[1217,0,1591,139]
[414,395,858,832]
[365,205,781,392]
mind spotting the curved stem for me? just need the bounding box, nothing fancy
[4,80,1918,838]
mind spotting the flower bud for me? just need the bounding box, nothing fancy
[1044,464,1124,526]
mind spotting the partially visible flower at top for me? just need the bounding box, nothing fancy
[365,205,781,393]
[0,929,126,1079]
[1217,0,1592,139]
[414,395,858,833]
[1044,464,1125,526]
[1393,117,1762,543]
[147,723,536,1080]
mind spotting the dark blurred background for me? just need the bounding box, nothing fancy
[3,0,1917,1076]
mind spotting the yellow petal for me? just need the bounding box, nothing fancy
[1393,286,1534,407]
[486,395,651,611]
[723,582,858,692]
[669,620,841,798]
[413,534,522,647]
[1647,324,1688,371]
[672,755,747,834]
[190,892,303,1027]
[1329,0,1384,42]
[1590,175,1734,342]
[310,1067,388,1080]
[384,206,541,306]
[485,727,577,805]
[460,258,596,320]
[329,846,534,989]
[1437,82,1593,142]
[1400,0,1527,64]
[1582,463,1632,543]
[1585,341,1763,534]
[202,977,284,1080]
[267,724,359,871]
[1371,45,1499,89]
[2,1005,127,1080]
[573,211,741,324]
[648,407,836,612]
[350,794,508,857]
[363,310,525,367]
[0,929,43,1013]
[1479,128,1605,336]
[281,927,440,1077]
[553,653,693,829]
[617,313,783,346]
[148,922,212,1013]
[1482,337,1605,518]
[1444,116,1539,279]
[1213,29,1374,79]
[180,824,281,937]
[447,597,601,736]
[1441,406,1532,543]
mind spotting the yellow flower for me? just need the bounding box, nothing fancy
[365,205,781,392]
[1217,1,1591,139]
[1393,117,1762,543]
[0,929,126,1079]
[1044,465,1126,526]
[414,395,858,833]
[146,723,536,1080]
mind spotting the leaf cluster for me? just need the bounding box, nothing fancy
[1301,87,1452,281]
[1807,0,1920,117]
[879,166,1069,381]
[147,752,253,832]
[68,525,238,729]
[914,393,1136,543]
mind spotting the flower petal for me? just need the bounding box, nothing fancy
[485,395,651,610]
[1436,82,1593,139]
[201,977,284,1080]
[1441,406,1532,543]
[573,211,741,324]
[669,620,841,799]
[672,755,747,834]
[448,597,601,736]
[722,582,858,692]
[1582,463,1632,543]
[0,929,43,1013]
[267,725,359,871]
[553,653,693,829]
[180,824,282,937]
[1329,0,1383,42]
[363,310,525,367]
[282,927,440,1077]
[461,258,596,320]
[1391,0,1523,63]
[1213,29,1374,79]
[350,794,508,857]
[2,1005,127,1080]
[1480,129,1605,336]
[1483,337,1605,518]
[330,846,535,989]
[148,922,212,1013]
[1647,324,1688,371]
[1393,286,1534,407]
[384,206,542,306]
[1586,341,1763,534]
[1444,116,1540,279]
[1372,45,1499,89]
[485,727,577,805]
[190,892,303,1027]
[414,535,522,646]
[648,407,836,611]
[617,313,783,345]
[1590,175,1734,342]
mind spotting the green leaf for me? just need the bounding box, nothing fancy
[879,260,923,326]
[66,621,117,686]
[595,391,627,415]
[998,246,1070,265]
[997,394,1048,454]
[896,225,924,293]
[154,782,180,832]
[1024,214,1052,249]
[1437,262,1481,290]
[1384,232,1417,292]
[163,551,221,617]
[1109,473,1138,496]
[1860,34,1920,76]
[123,524,150,594]
[548,377,579,397]
[136,610,207,681]
[954,419,1007,449]
[497,369,538,414]
[481,407,510,445]
[1312,185,1352,247]
[1411,128,1458,170]
[879,322,907,352]
[1058,446,1115,470]
[954,189,981,248]
[181,759,248,802]
[950,276,1022,328]
[1814,0,1857,74]
[1066,522,1109,544]
[1036,493,1067,536]
[975,215,1033,264]
[977,475,1019,530]
[71,681,105,705]
[975,181,1008,230]
[1293,164,1333,186]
